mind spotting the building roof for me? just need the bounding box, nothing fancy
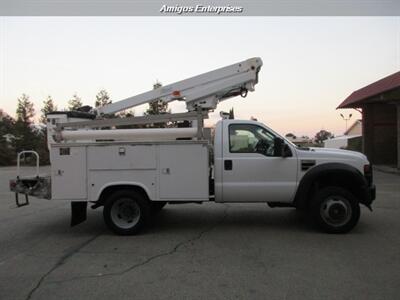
[337,71,400,108]
[344,119,361,135]
[325,134,361,142]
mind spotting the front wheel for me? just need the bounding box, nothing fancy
[310,187,360,234]
[103,190,150,235]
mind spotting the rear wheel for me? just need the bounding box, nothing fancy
[103,190,150,235]
[310,186,360,234]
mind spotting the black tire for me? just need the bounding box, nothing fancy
[103,189,150,235]
[310,186,360,234]
[150,201,167,214]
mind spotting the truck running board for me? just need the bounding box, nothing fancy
[267,202,295,208]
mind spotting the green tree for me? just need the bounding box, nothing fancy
[95,89,112,108]
[38,96,57,163]
[115,109,136,129]
[16,94,35,124]
[0,109,15,133]
[145,82,169,116]
[34,128,50,165]
[285,133,296,139]
[229,108,235,119]
[14,95,40,157]
[0,135,15,165]
[144,82,171,128]
[68,94,83,111]
[314,130,334,144]
[40,95,57,124]
[117,109,135,118]
[0,110,16,165]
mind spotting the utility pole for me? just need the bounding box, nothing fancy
[340,113,352,133]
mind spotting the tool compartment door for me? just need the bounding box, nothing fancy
[51,146,87,200]
[159,144,208,200]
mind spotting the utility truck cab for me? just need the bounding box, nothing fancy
[9,57,375,235]
[214,119,375,233]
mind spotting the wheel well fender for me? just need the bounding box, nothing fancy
[294,163,367,209]
[96,183,151,206]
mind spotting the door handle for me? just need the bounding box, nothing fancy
[224,160,232,171]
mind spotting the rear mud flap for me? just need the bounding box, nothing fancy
[71,202,87,226]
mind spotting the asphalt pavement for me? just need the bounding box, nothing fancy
[0,166,399,300]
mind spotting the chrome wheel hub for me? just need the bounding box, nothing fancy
[110,198,141,229]
[320,196,352,227]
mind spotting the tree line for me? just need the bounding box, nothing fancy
[285,130,334,146]
[0,83,340,166]
[0,84,169,166]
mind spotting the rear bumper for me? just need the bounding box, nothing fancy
[9,176,52,200]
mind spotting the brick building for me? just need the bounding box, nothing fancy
[338,71,400,169]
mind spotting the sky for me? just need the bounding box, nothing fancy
[0,17,399,137]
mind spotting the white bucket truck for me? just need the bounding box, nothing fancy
[10,57,375,234]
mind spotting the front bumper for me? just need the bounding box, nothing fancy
[361,184,376,209]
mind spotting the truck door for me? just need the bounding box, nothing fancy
[51,146,87,200]
[221,123,298,203]
[159,144,209,200]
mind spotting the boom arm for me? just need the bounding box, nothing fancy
[97,57,262,115]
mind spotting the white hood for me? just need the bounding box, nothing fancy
[296,147,369,173]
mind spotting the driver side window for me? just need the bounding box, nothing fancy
[229,124,276,156]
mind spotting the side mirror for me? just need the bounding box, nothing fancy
[274,137,292,157]
[282,144,292,157]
